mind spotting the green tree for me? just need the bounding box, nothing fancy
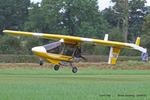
[24,3,47,32]
[0,35,25,54]
[0,0,30,34]
[103,0,147,42]
[102,8,124,42]
[24,0,108,38]
[111,0,129,42]
[141,14,150,52]
[128,0,147,40]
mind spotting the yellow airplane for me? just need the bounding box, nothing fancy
[3,30,148,73]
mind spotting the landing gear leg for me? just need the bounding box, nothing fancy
[54,65,60,71]
[39,59,44,66]
[70,63,78,73]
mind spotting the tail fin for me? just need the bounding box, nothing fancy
[135,37,140,46]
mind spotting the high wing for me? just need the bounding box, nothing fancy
[3,30,147,64]
[3,30,146,52]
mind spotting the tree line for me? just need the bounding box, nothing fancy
[0,0,150,55]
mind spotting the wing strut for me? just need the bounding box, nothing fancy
[108,47,121,64]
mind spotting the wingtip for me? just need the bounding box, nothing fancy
[2,30,11,33]
[2,30,7,33]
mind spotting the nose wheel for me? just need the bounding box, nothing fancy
[54,65,60,71]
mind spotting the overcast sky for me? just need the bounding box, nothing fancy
[31,0,150,11]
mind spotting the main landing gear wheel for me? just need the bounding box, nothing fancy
[72,67,78,73]
[39,60,44,66]
[54,65,60,71]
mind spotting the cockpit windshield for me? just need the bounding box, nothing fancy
[43,41,81,57]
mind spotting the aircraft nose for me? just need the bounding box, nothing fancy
[32,46,47,53]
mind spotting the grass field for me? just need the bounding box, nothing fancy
[0,63,150,100]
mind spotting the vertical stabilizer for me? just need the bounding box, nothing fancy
[135,37,140,46]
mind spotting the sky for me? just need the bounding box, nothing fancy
[31,0,150,11]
